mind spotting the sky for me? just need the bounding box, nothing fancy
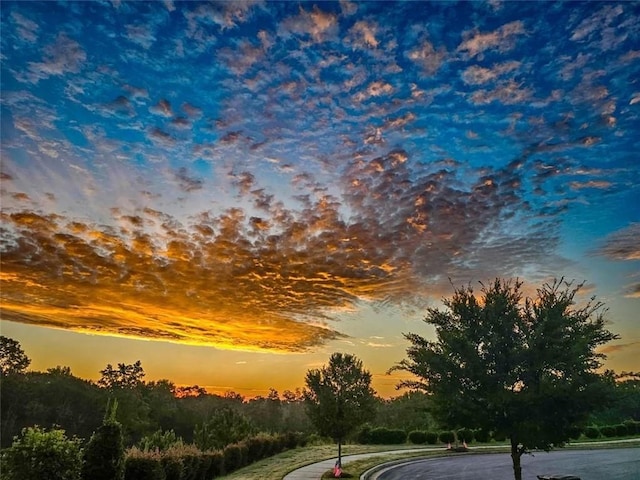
[1,1,639,398]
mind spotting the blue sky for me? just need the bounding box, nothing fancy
[1,1,638,396]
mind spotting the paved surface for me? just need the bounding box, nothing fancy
[282,440,639,480]
[282,447,443,480]
[371,447,640,480]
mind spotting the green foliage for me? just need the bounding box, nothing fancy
[584,426,600,438]
[567,425,582,440]
[139,429,183,452]
[438,430,455,444]
[614,423,628,436]
[124,449,166,480]
[600,425,617,437]
[304,353,376,446]
[623,420,640,435]
[367,427,406,444]
[193,407,254,450]
[393,278,618,480]
[374,391,433,432]
[407,430,427,444]
[457,427,475,443]
[0,426,82,480]
[474,428,490,443]
[82,399,125,480]
[425,431,439,444]
[223,443,248,473]
[0,336,31,376]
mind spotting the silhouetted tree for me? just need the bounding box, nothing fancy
[0,336,31,375]
[304,353,376,468]
[97,361,145,389]
[393,279,618,480]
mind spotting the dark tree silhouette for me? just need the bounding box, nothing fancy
[0,336,31,375]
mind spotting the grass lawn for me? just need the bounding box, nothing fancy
[220,443,432,480]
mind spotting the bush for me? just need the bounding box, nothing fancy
[204,451,224,478]
[584,426,600,439]
[408,430,428,444]
[614,424,628,437]
[600,425,616,438]
[369,427,406,444]
[223,443,248,473]
[438,431,455,444]
[456,428,474,443]
[160,455,183,480]
[356,424,372,444]
[425,431,439,444]
[474,429,490,443]
[124,450,166,480]
[0,426,82,480]
[566,425,582,440]
[623,420,639,435]
[82,400,125,480]
[491,430,506,442]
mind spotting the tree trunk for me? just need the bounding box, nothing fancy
[510,438,522,480]
[338,439,342,467]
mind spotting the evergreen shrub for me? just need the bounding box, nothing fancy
[600,425,616,438]
[584,426,600,439]
[0,426,82,480]
[369,427,406,444]
[438,430,455,444]
[457,428,475,443]
[82,400,125,480]
[425,431,439,444]
[408,430,428,444]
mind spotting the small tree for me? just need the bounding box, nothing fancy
[1,426,82,480]
[194,407,254,450]
[393,278,618,480]
[81,398,125,480]
[304,353,376,468]
[0,336,31,375]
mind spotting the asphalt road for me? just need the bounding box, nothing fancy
[374,447,640,480]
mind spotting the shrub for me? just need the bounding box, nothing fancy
[356,424,372,444]
[0,426,82,480]
[124,449,166,480]
[584,426,600,439]
[623,420,639,435]
[369,427,406,444]
[456,428,475,443]
[204,451,225,478]
[425,431,439,444]
[567,425,582,440]
[474,429,490,443]
[438,430,455,444]
[82,399,125,480]
[160,455,183,480]
[614,424,628,437]
[600,425,616,438]
[408,430,428,444]
[223,443,248,473]
[491,430,506,442]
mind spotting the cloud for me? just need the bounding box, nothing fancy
[28,33,86,82]
[279,5,338,43]
[594,223,640,261]
[407,39,447,75]
[457,20,525,58]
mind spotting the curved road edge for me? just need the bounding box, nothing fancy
[359,439,640,480]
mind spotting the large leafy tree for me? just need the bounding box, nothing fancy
[393,279,618,480]
[304,353,376,467]
[0,336,31,375]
